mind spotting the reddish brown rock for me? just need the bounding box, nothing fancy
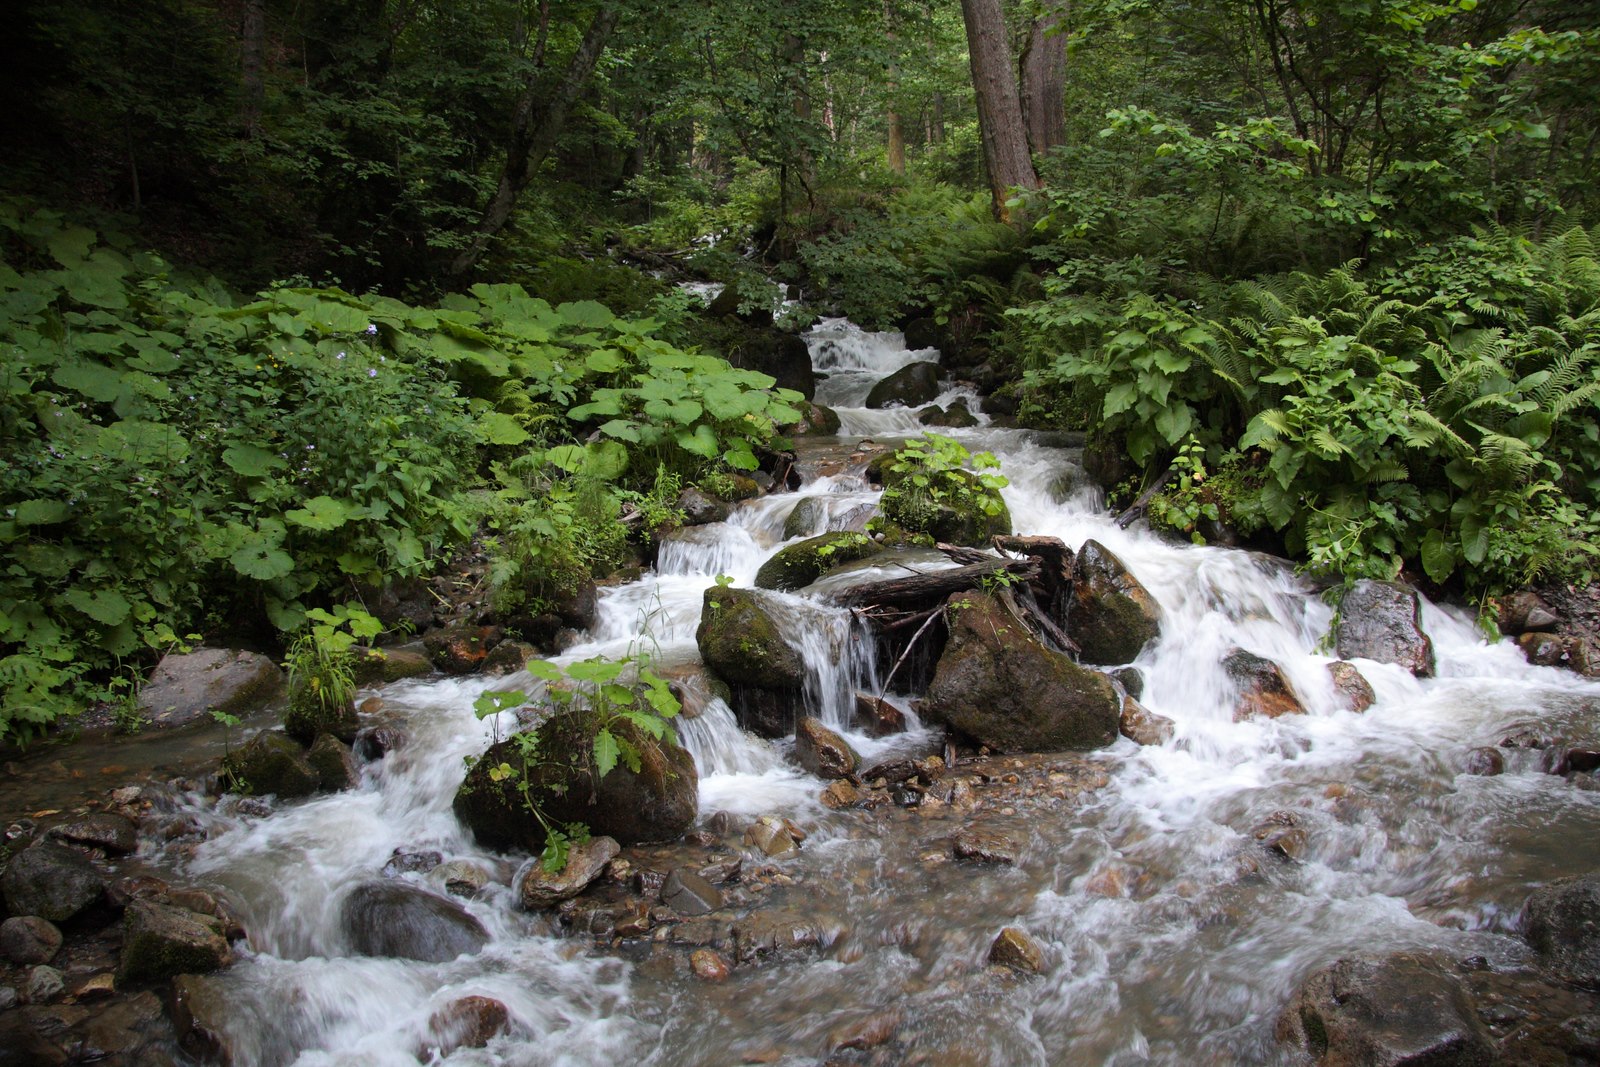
[1119,696,1174,746]
[427,995,509,1055]
[988,927,1045,973]
[1327,661,1376,713]
[1224,649,1305,722]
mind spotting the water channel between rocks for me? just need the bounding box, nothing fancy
[151,318,1600,1066]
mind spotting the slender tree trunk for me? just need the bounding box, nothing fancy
[884,0,905,173]
[960,0,1039,220]
[1019,1,1067,158]
[240,0,265,136]
[447,4,619,280]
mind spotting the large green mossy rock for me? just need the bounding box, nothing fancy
[865,361,940,408]
[755,532,882,592]
[923,593,1119,752]
[222,730,320,798]
[1068,540,1162,665]
[283,688,359,745]
[695,586,808,736]
[453,710,698,850]
[695,587,805,690]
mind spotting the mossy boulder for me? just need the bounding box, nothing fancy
[695,587,805,691]
[283,687,359,745]
[918,401,979,428]
[222,730,319,798]
[877,468,1011,546]
[695,586,808,736]
[784,402,841,437]
[755,532,883,592]
[453,709,698,850]
[1068,540,1162,665]
[865,361,940,408]
[923,593,1119,751]
[118,900,232,985]
[782,497,827,540]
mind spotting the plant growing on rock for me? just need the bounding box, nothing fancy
[463,652,684,871]
[869,433,1010,545]
[283,605,381,742]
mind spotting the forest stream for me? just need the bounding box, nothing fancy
[13,318,1600,1067]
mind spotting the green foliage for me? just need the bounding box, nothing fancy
[1024,230,1600,595]
[870,433,1009,542]
[474,651,681,872]
[284,606,380,717]
[0,206,809,740]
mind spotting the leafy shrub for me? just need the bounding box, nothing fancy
[1019,229,1600,596]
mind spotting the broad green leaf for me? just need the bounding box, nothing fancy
[222,443,285,478]
[676,424,720,458]
[231,538,294,580]
[474,690,527,719]
[566,658,625,684]
[60,588,132,626]
[14,499,70,525]
[1153,403,1193,444]
[285,495,354,531]
[598,419,641,443]
[556,301,614,329]
[601,683,635,707]
[545,445,587,472]
[1420,529,1457,584]
[584,349,626,373]
[581,441,629,480]
[48,226,97,268]
[477,411,530,446]
[525,659,566,682]
[592,728,620,778]
[52,360,126,402]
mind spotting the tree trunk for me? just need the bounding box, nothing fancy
[959,0,1039,220]
[240,0,265,136]
[447,4,620,280]
[1019,1,1067,158]
[884,0,905,173]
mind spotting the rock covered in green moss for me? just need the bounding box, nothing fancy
[695,587,806,690]
[283,688,359,745]
[222,730,320,798]
[1068,540,1162,665]
[923,593,1119,751]
[453,710,698,850]
[118,900,233,985]
[755,532,883,592]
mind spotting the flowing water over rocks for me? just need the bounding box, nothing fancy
[39,318,1600,1065]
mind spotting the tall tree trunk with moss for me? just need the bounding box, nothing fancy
[447,3,620,281]
[1019,1,1067,158]
[960,0,1039,220]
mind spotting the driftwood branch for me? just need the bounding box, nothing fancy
[1115,468,1176,529]
[828,558,1038,609]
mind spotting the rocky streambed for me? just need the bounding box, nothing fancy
[4,318,1600,1066]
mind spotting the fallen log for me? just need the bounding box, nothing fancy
[828,558,1039,609]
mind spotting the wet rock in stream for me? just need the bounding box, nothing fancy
[922,592,1119,752]
[117,900,233,985]
[1277,952,1496,1066]
[1069,539,1163,666]
[454,709,698,849]
[793,716,860,779]
[1,840,107,922]
[519,836,620,910]
[1224,648,1306,722]
[1335,579,1436,677]
[340,881,487,963]
[1523,874,1600,990]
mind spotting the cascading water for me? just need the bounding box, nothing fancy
[162,318,1600,1066]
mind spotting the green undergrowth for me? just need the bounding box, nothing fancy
[0,202,803,741]
[1014,226,1600,597]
